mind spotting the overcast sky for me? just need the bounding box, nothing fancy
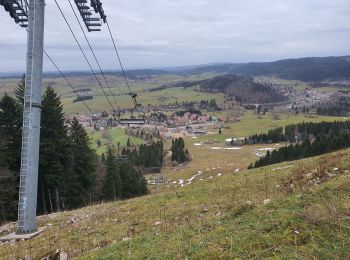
[0,0,349,73]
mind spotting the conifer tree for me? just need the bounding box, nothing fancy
[0,168,17,223]
[39,87,70,213]
[14,75,25,106]
[68,117,97,205]
[0,94,22,171]
[104,147,123,200]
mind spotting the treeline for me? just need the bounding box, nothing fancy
[199,99,218,110]
[104,148,147,200]
[0,78,98,220]
[120,141,164,168]
[249,134,350,169]
[0,77,149,223]
[247,121,350,144]
[247,127,285,144]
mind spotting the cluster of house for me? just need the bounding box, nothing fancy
[169,112,213,126]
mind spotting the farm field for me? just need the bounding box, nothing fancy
[0,74,223,114]
[62,87,225,114]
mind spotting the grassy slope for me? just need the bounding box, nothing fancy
[1,150,350,259]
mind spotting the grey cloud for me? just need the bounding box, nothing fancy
[1,0,349,72]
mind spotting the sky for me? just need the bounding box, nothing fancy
[0,0,350,73]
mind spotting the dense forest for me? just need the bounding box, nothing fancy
[250,134,350,169]
[246,121,350,144]
[120,141,164,168]
[199,74,286,104]
[0,77,149,223]
[315,96,350,116]
[248,120,350,168]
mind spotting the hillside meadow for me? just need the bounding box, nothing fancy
[1,149,349,259]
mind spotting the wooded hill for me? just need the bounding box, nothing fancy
[198,74,286,104]
[180,56,350,82]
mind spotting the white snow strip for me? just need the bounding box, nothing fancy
[210,147,242,150]
[255,152,265,157]
[257,148,276,151]
[272,165,294,171]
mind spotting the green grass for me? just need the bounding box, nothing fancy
[62,87,225,114]
[89,128,144,154]
[1,149,350,259]
[0,74,220,115]
[203,111,349,142]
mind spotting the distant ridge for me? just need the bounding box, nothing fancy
[180,56,350,82]
[2,55,350,81]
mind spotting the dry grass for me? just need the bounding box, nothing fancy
[1,149,350,259]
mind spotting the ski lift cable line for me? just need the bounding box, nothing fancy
[54,0,116,113]
[105,20,138,109]
[44,49,119,147]
[67,0,119,108]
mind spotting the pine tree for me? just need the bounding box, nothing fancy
[39,87,70,213]
[171,138,187,163]
[0,81,23,222]
[0,94,22,171]
[104,148,123,200]
[0,168,17,223]
[14,75,25,106]
[68,117,97,205]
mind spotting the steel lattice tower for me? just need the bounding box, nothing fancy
[17,0,45,234]
[1,0,107,234]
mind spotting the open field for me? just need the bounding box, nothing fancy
[155,111,349,185]
[206,110,349,139]
[0,74,224,114]
[1,149,350,259]
[89,128,144,155]
[62,87,225,114]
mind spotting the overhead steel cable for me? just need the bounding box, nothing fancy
[44,49,119,147]
[54,0,116,113]
[67,0,119,108]
[105,20,139,109]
